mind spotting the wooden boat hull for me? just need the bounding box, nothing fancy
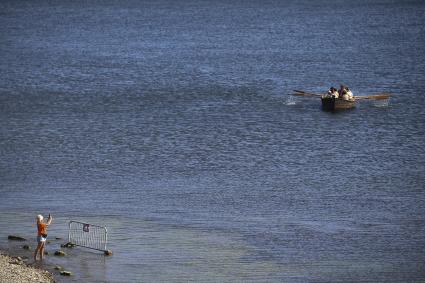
[321,97,356,111]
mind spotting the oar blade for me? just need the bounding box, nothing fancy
[355,93,392,100]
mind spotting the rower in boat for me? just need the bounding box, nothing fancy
[328,87,339,98]
[339,85,354,101]
[322,87,339,99]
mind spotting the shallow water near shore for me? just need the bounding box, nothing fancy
[1,0,425,282]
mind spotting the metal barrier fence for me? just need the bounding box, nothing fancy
[68,221,108,251]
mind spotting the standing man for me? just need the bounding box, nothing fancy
[34,214,53,261]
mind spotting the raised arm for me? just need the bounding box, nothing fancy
[46,214,53,225]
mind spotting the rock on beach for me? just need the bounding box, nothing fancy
[0,253,53,283]
[7,235,26,241]
[54,250,66,256]
[60,270,73,276]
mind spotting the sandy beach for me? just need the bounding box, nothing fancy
[0,252,54,283]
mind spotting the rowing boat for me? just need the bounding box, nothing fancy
[292,90,391,112]
[321,96,356,111]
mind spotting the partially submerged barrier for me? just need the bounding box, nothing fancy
[67,221,112,255]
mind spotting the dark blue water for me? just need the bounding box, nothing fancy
[1,0,425,282]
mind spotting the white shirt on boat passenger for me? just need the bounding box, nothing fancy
[341,89,353,100]
[327,88,339,98]
[345,90,353,99]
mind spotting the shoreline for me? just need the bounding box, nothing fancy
[0,250,54,283]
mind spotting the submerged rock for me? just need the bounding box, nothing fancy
[60,271,72,276]
[54,265,64,271]
[61,242,76,248]
[54,250,66,256]
[8,235,26,241]
[22,245,31,250]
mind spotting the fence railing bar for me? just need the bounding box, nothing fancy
[68,220,108,253]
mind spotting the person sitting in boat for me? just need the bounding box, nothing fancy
[338,85,346,96]
[327,87,339,98]
[339,85,354,100]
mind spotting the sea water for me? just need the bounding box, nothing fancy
[1,0,425,282]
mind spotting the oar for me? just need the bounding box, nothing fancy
[292,90,323,97]
[354,93,392,100]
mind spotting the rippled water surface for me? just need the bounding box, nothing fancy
[1,0,425,282]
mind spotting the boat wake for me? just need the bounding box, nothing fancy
[285,96,297,105]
